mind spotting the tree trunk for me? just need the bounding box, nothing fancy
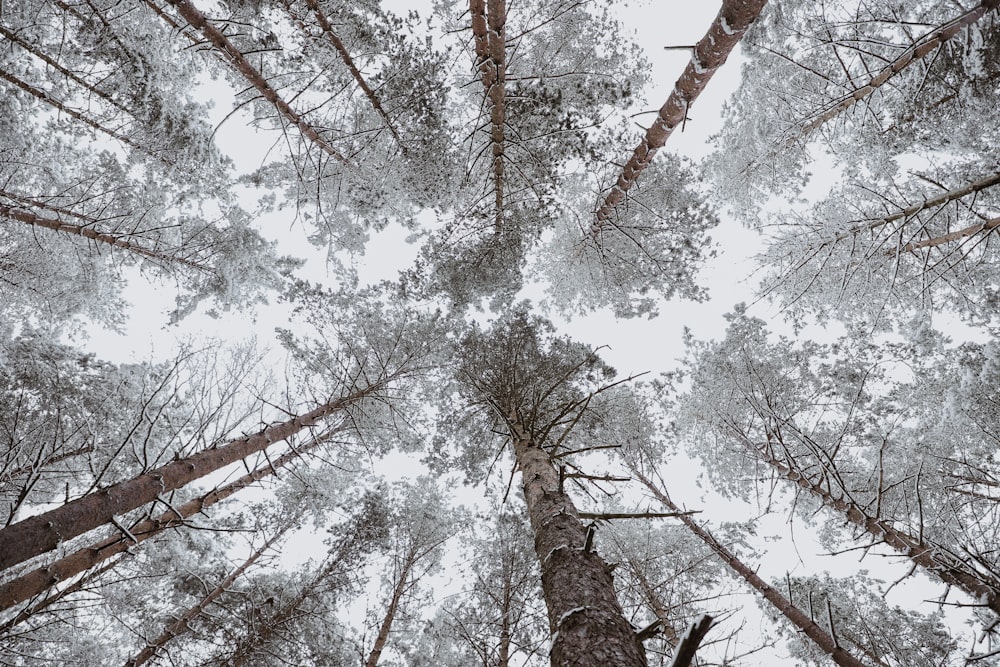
[510,416,648,667]
[592,0,767,235]
[470,0,506,231]
[0,379,384,573]
[633,470,871,667]
[888,216,1000,256]
[747,440,1000,617]
[364,551,415,667]
[157,0,352,166]
[0,205,211,272]
[301,0,404,147]
[820,171,1000,246]
[125,527,288,666]
[0,427,342,613]
[795,0,1000,140]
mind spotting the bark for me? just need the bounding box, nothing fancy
[125,528,288,667]
[471,0,506,231]
[624,557,681,647]
[364,551,415,667]
[158,0,352,166]
[795,0,1000,140]
[510,416,648,667]
[747,441,1000,617]
[498,563,511,667]
[633,471,870,667]
[668,614,713,667]
[0,427,341,612]
[887,216,1000,256]
[227,512,373,666]
[0,556,122,638]
[0,205,212,272]
[0,68,150,157]
[0,379,385,574]
[821,171,1000,247]
[0,189,102,225]
[592,0,767,235]
[301,0,404,147]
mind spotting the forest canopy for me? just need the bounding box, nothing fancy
[2,0,1000,665]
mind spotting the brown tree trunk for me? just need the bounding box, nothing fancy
[157,0,351,166]
[888,217,1000,256]
[364,551,415,667]
[746,440,1000,617]
[592,0,767,235]
[0,380,385,574]
[632,471,871,667]
[498,563,511,667]
[796,0,1000,140]
[0,205,211,272]
[0,556,122,637]
[510,416,648,667]
[470,0,506,231]
[820,171,1000,247]
[125,528,289,666]
[301,0,404,147]
[0,427,342,613]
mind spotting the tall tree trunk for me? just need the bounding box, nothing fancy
[0,556,122,638]
[125,527,289,666]
[510,415,648,667]
[592,0,767,236]
[743,436,1000,617]
[301,0,405,147]
[795,0,1000,140]
[470,0,506,231]
[0,379,386,573]
[498,563,511,667]
[364,551,415,667]
[0,205,211,272]
[157,0,352,166]
[632,470,871,667]
[0,427,342,613]
[887,217,1000,256]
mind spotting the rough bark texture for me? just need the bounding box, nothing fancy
[511,419,648,667]
[750,444,1000,617]
[0,428,340,612]
[634,471,870,667]
[592,0,767,234]
[0,556,121,637]
[125,528,287,666]
[364,552,415,667]
[159,0,351,165]
[0,205,210,271]
[471,0,506,231]
[0,382,381,574]
[796,0,1000,139]
[668,615,713,667]
[302,0,404,147]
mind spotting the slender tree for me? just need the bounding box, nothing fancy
[592,0,767,234]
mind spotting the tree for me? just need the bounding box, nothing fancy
[453,311,649,666]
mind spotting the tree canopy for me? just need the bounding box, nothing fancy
[2,0,1000,665]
